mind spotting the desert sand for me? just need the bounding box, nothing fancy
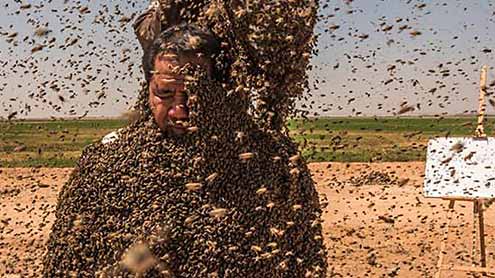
[1,162,494,277]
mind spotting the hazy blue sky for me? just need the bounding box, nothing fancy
[1,0,495,119]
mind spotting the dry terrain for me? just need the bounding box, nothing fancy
[1,162,494,277]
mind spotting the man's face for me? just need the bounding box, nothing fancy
[148,52,210,136]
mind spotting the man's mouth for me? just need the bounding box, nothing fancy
[168,119,190,132]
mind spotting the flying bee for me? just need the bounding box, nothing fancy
[120,242,158,275]
[464,151,476,161]
[410,30,422,36]
[450,142,464,153]
[441,156,453,165]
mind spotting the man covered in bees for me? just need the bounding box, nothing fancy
[43,1,326,277]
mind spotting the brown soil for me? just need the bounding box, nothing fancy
[1,163,493,277]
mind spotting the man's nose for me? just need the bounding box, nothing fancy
[168,93,189,120]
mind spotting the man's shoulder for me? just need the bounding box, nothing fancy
[101,128,124,144]
[78,127,129,162]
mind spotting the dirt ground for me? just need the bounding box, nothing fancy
[1,162,495,277]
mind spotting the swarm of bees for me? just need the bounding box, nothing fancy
[42,0,327,277]
[346,170,400,187]
[43,69,327,277]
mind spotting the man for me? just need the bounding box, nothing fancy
[44,12,326,278]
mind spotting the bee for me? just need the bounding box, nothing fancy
[31,44,45,53]
[228,246,239,252]
[441,156,453,165]
[410,30,422,36]
[250,245,262,252]
[289,154,301,163]
[209,208,227,218]
[34,27,51,37]
[239,152,254,160]
[270,227,285,237]
[205,172,219,183]
[267,242,278,249]
[397,178,410,187]
[235,131,246,142]
[292,204,302,211]
[120,242,157,274]
[464,151,476,161]
[398,105,415,115]
[185,182,202,191]
[184,215,198,225]
[256,187,268,195]
[260,252,272,259]
[187,126,199,133]
[290,168,300,177]
[450,142,464,153]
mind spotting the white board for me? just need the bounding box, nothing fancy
[424,137,495,199]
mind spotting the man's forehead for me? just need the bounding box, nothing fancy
[153,52,212,81]
[153,55,182,78]
[157,53,179,62]
[156,51,211,65]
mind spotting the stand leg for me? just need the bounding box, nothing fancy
[472,200,487,269]
[436,200,456,278]
[473,200,479,267]
[478,200,487,267]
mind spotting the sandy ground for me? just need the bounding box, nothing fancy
[1,162,494,277]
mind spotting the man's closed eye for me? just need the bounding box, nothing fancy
[155,90,175,99]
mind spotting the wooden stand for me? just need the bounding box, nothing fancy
[435,199,494,277]
[435,65,492,277]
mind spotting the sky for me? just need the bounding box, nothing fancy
[1,0,495,119]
